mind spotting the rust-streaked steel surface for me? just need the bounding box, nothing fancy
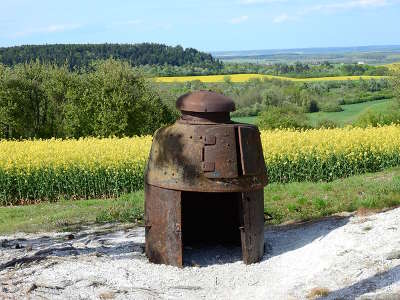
[176,90,235,113]
[240,189,265,264]
[145,122,267,192]
[145,184,182,266]
[145,90,268,267]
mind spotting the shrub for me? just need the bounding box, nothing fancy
[257,106,310,129]
[0,59,175,139]
[315,119,339,128]
[305,99,320,113]
[354,106,400,127]
[321,103,344,112]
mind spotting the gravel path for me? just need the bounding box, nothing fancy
[1,208,400,299]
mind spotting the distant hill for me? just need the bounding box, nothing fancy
[0,43,222,70]
[212,45,400,65]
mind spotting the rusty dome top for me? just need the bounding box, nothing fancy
[176,90,235,113]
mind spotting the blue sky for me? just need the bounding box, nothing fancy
[1,0,399,51]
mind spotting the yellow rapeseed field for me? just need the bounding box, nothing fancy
[387,63,400,72]
[261,125,400,182]
[0,137,152,171]
[155,74,388,83]
[1,125,400,203]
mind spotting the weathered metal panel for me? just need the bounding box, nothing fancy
[238,126,264,176]
[145,184,183,267]
[145,123,267,193]
[202,126,238,179]
[176,90,235,113]
[239,189,265,264]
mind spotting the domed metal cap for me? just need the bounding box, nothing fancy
[176,90,235,113]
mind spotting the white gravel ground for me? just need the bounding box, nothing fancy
[1,208,400,300]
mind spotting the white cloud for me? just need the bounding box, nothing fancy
[13,24,81,37]
[303,0,389,14]
[268,0,391,24]
[229,15,249,24]
[273,13,290,23]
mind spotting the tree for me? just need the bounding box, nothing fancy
[64,59,175,138]
[0,59,176,139]
[0,61,60,139]
[257,105,310,130]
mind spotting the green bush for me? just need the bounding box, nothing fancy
[321,103,344,112]
[303,99,320,113]
[315,119,339,128]
[342,90,393,105]
[0,60,175,139]
[354,107,400,127]
[257,106,310,129]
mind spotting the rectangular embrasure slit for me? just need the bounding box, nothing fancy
[234,126,244,176]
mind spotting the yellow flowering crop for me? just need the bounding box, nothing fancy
[1,125,400,204]
[0,137,152,204]
[155,74,387,83]
[0,137,152,171]
[260,125,400,182]
[386,63,400,72]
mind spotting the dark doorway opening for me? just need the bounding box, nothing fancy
[181,191,243,266]
[182,192,242,246]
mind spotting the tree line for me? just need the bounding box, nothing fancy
[0,43,223,71]
[0,43,389,78]
[140,61,389,77]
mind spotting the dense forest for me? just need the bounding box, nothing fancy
[0,43,223,71]
[0,44,390,77]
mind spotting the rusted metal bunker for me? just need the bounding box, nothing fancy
[144,90,268,267]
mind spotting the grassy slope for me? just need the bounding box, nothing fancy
[1,168,399,234]
[232,99,393,126]
[155,74,387,83]
[232,116,258,124]
[0,192,144,234]
[308,99,392,126]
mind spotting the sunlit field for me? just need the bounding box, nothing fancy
[387,62,400,72]
[155,73,387,83]
[1,125,400,204]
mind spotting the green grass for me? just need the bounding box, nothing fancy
[232,116,258,124]
[0,191,144,234]
[232,99,394,127]
[265,167,400,224]
[307,99,392,127]
[1,168,399,234]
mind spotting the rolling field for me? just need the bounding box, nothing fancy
[1,125,400,204]
[308,99,392,126]
[155,73,387,83]
[232,99,393,126]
